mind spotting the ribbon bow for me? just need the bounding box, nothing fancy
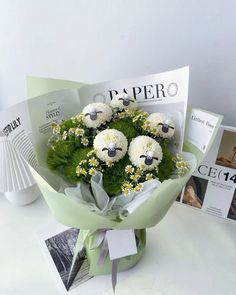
[91,229,119,292]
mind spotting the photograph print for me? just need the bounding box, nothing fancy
[45,228,92,291]
[182,176,208,209]
[227,189,236,221]
[216,130,236,169]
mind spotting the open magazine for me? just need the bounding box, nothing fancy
[0,67,189,182]
[177,125,236,222]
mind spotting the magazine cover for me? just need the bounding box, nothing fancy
[177,125,236,222]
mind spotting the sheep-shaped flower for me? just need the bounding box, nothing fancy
[82,103,112,128]
[147,113,175,138]
[128,136,163,170]
[110,93,138,111]
[93,129,128,163]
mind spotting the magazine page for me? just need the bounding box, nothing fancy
[0,67,189,171]
[27,88,81,167]
[79,66,189,151]
[0,101,39,170]
[0,89,81,171]
[178,125,236,222]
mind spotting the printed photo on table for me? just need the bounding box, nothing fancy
[227,189,236,221]
[45,228,92,291]
[215,130,236,169]
[182,176,208,209]
[176,190,183,202]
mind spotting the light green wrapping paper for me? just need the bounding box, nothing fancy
[85,229,146,275]
[27,76,223,276]
[27,76,85,98]
[38,156,195,230]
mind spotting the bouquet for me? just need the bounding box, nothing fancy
[0,68,222,291]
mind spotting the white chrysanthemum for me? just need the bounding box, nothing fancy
[82,103,112,128]
[147,113,175,138]
[128,136,163,170]
[93,129,128,163]
[110,93,138,111]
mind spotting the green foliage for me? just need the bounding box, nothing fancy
[103,155,131,196]
[108,118,138,141]
[64,147,92,183]
[157,141,175,182]
[60,119,77,133]
[47,108,179,197]
[47,140,76,170]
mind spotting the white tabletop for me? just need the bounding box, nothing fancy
[1,193,236,295]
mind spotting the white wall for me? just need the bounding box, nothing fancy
[0,0,235,126]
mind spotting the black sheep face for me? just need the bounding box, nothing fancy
[102,142,122,158]
[157,119,175,138]
[85,108,102,121]
[140,151,159,166]
[110,92,138,111]
[159,121,174,133]
[118,94,135,106]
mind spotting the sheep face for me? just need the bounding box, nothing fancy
[110,93,138,111]
[93,129,128,163]
[82,103,112,128]
[129,136,163,170]
[147,113,175,138]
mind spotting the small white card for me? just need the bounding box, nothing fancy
[185,109,219,153]
[106,229,138,260]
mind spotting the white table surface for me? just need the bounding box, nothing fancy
[1,192,236,295]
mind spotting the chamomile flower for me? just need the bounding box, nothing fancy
[134,183,143,193]
[122,182,133,190]
[178,170,185,177]
[75,113,84,123]
[136,168,143,176]
[81,137,89,146]
[68,128,76,135]
[176,160,188,170]
[87,150,96,157]
[122,187,131,197]
[62,131,68,140]
[125,109,137,117]
[151,128,159,136]
[75,128,85,137]
[176,153,183,161]
[117,112,126,119]
[89,157,99,167]
[125,165,134,174]
[52,124,61,135]
[146,173,153,181]
[76,166,87,176]
[89,168,97,176]
[130,174,141,182]
[139,164,146,170]
[106,160,114,167]
[142,120,151,131]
